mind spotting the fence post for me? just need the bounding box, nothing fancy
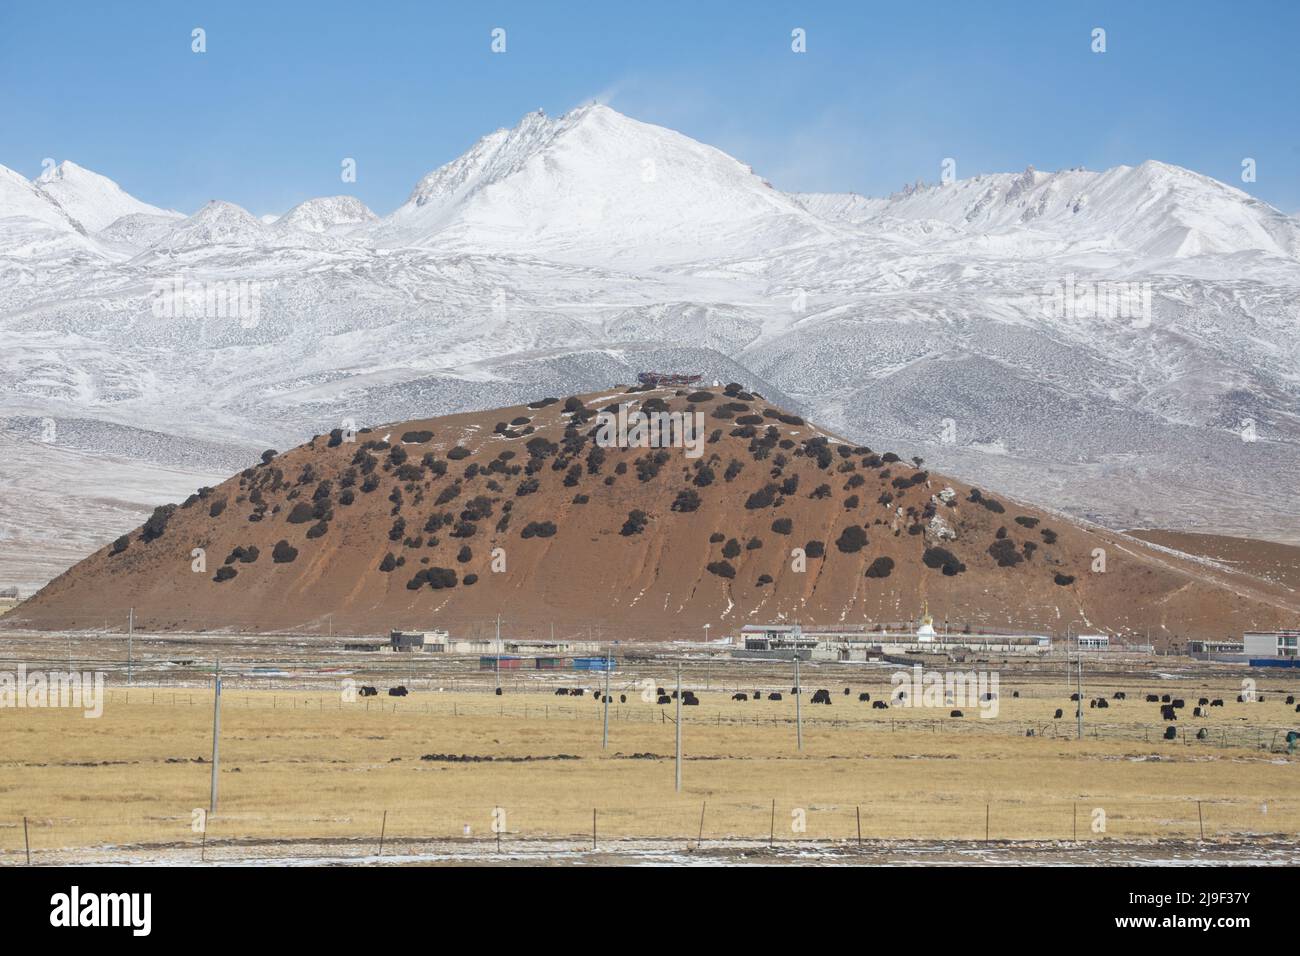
[592,809,597,850]
[378,809,387,859]
[1197,801,1205,841]
[23,816,31,865]
[856,806,862,846]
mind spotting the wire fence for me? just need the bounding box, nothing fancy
[4,797,1298,863]
[87,688,1300,752]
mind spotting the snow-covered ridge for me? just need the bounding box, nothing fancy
[4,107,1297,263]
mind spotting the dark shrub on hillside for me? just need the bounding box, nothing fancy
[138,504,176,543]
[1053,572,1075,586]
[686,391,713,402]
[709,532,725,543]
[1022,541,1037,558]
[882,453,901,463]
[722,538,741,559]
[457,545,472,563]
[672,489,701,513]
[865,556,895,578]
[516,478,540,497]
[735,414,764,426]
[428,567,458,589]
[1041,528,1058,544]
[225,545,260,564]
[771,517,793,535]
[451,521,477,538]
[810,484,831,499]
[208,497,227,518]
[845,474,865,490]
[746,537,762,550]
[780,474,799,496]
[111,535,129,556]
[527,397,559,409]
[621,510,650,536]
[836,526,868,553]
[724,460,743,481]
[1014,515,1039,528]
[447,446,471,460]
[463,573,479,586]
[922,546,966,576]
[213,566,237,583]
[272,540,298,563]
[402,430,434,444]
[379,553,397,572]
[693,464,715,487]
[521,521,557,539]
[572,494,589,504]
[260,449,278,464]
[981,497,1006,514]
[745,484,778,509]
[757,574,773,586]
[564,464,582,487]
[388,517,406,541]
[306,520,329,539]
[706,560,736,579]
[287,502,315,524]
[805,540,826,559]
[844,495,859,510]
[988,538,1023,567]
[526,436,558,460]
[435,482,462,506]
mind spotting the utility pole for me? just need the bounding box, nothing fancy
[601,643,611,749]
[794,654,803,751]
[127,607,134,686]
[1076,635,1084,740]
[1064,622,1070,692]
[209,661,222,816]
[675,661,682,793]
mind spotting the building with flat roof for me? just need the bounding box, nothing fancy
[1244,630,1299,660]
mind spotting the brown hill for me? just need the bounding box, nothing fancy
[6,385,1297,644]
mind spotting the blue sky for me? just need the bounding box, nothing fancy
[2,1,1297,217]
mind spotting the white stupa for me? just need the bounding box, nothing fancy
[916,602,938,643]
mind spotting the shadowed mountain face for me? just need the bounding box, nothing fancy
[7,386,1296,643]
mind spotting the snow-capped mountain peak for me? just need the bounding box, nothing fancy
[33,159,180,233]
[277,195,377,235]
[795,159,1300,260]
[371,103,830,262]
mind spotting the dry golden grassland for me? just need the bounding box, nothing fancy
[1,680,1297,860]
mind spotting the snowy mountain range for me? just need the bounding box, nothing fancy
[2,103,1298,590]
